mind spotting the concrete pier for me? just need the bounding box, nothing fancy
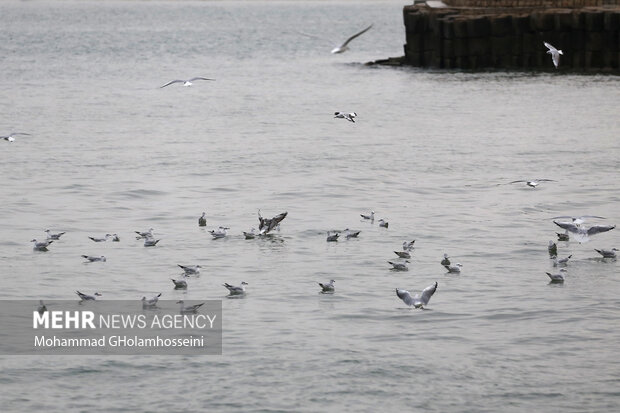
[375,0,620,71]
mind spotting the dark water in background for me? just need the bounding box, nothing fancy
[1,1,619,411]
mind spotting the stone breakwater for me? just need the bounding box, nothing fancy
[371,1,620,71]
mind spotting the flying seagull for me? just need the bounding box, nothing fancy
[1,132,30,142]
[553,220,615,243]
[544,42,563,68]
[331,24,373,54]
[396,282,438,308]
[318,279,335,293]
[160,77,214,88]
[334,112,357,123]
[551,215,606,225]
[258,210,288,235]
[509,179,555,188]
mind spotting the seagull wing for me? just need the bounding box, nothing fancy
[189,77,215,82]
[160,80,184,88]
[339,24,373,48]
[508,180,526,184]
[553,221,580,233]
[396,288,415,306]
[544,42,557,52]
[418,282,438,306]
[587,225,615,236]
[552,52,560,68]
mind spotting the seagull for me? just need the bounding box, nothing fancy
[37,300,47,315]
[318,279,335,293]
[441,253,451,267]
[223,281,248,295]
[394,250,411,259]
[396,282,438,308]
[135,228,154,239]
[31,239,53,250]
[160,77,214,88]
[76,291,102,301]
[45,229,66,240]
[556,232,570,241]
[198,212,207,227]
[331,24,373,54]
[403,240,416,251]
[546,270,566,283]
[594,248,618,259]
[378,219,389,228]
[1,132,30,142]
[171,278,188,289]
[551,215,606,225]
[553,255,572,267]
[444,263,463,273]
[88,234,111,242]
[326,231,339,242]
[81,255,106,262]
[110,233,120,242]
[178,264,201,275]
[243,228,257,239]
[544,42,563,68]
[334,112,357,123]
[258,210,288,234]
[343,228,361,239]
[360,210,375,221]
[142,293,161,309]
[210,226,229,238]
[176,300,204,313]
[548,241,558,258]
[144,237,160,247]
[509,179,555,188]
[553,220,615,243]
[388,260,409,271]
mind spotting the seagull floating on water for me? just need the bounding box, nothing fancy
[45,229,66,240]
[544,41,563,68]
[546,270,566,283]
[176,300,204,313]
[318,279,335,293]
[334,112,357,123]
[331,24,373,54]
[378,219,389,228]
[441,253,451,267]
[326,231,339,242]
[82,255,106,262]
[548,241,558,258]
[110,233,120,242]
[178,264,201,275]
[396,282,438,309]
[76,291,101,301]
[444,263,462,273]
[553,255,572,267]
[360,210,375,221]
[144,237,160,247]
[160,77,214,88]
[210,226,229,238]
[343,228,361,239]
[509,179,555,188]
[243,228,257,239]
[31,239,53,251]
[394,250,411,259]
[135,228,154,239]
[553,220,615,243]
[198,212,207,227]
[403,240,415,251]
[389,260,409,271]
[142,293,161,309]
[594,248,618,259]
[223,282,248,295]
[89,234,111,242]
[1,132,30,142]
[556,232,569,241]
[171,278,188,289]
[37,300,47,315]
[258,210,288,235]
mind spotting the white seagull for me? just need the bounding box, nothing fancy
[1,132,30,142]
[509,179,555,188]
[396,282,438,308]
[31,239,53,251]
[171,278,188,289]
[176,300,204,313]
[403,240,416,251]
[551,215,606,225]
[143,237,160,247]
[223,281,248,295]
[594,248,618,259]
[544,42,563,68]
[160,77,214,88]
[178,264,201,275]
[360,210,375,221]
[553,255,572,267]
[88,234,111,242]
[378,219,389,228]
[210,226,229,238]
[343,228,361,239]
[76,291,102,301]
[198,212,207,227]
[37,300,47,315]
[243,228,257,239]
[318,279,335,293]
[546,270,566,283]
[142,293,161,309]
[45,229,66,240]
[258,210,288,235]
[553,220,615,243]
[81,255,106,262]
[135,228,154,239]
[394,250,411,259]
[389,260,409,271]
[444,263,463,273]
[331,24,373,54]
[334,112,357,123]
